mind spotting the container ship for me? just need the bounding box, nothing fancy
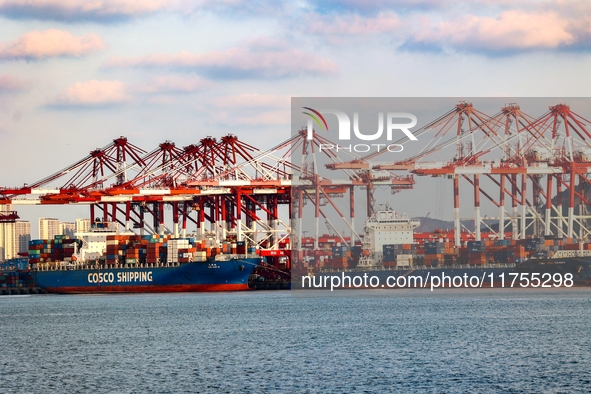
[29,222,261,293]
[302,206,591,288]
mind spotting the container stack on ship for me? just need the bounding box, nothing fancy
[308,206,591,287]
[29,222,261,293]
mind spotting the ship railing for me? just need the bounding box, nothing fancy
[213,253,260,261]
[36,257,259,272]
[552,250,591,258]
[37,261,188,271]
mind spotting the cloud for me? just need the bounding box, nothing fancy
[0,0,170,22]
[207,93,292,127]
[0,75,26,93]
[403,4,591,55]
[304,12,402,44]
[50,76,213,109]
[193,0,292,16]
[132,75,212,94]
[302,1,591,54]
[0,29,105,61]
[52,80,128,107]
[0,0,444,22]
[403,9,591,54]
[105,38,338,79]
[212,93,291,109]
[307,0,445,14]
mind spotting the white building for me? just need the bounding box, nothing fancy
[15,221,31,255]
[0,205,30,261]
[0,220,14,261]
[39,218,60,239]
[76,218,91,234]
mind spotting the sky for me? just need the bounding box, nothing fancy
[1,0,591,233]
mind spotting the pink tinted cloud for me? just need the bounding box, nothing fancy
[0,75,26,92]
[0,29,105,60]
[411,10,575,52]
[53,80,128,106]
[0,0,170,21]
[106,42,338,79]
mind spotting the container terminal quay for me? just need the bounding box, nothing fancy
[2,101,591,293]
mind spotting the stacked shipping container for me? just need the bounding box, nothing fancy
[28,236,78,264]
[28,233,254,266]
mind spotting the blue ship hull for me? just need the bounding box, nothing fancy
[31,258,260,293]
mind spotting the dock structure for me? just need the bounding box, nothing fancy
[2,102,591,270]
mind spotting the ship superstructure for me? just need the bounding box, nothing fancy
[358,205,419,267]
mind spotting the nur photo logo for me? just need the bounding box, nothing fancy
[302,107,418,153]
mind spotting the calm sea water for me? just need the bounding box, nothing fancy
[1,289,591,393]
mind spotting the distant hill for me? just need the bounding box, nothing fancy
[412,217,506,233]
